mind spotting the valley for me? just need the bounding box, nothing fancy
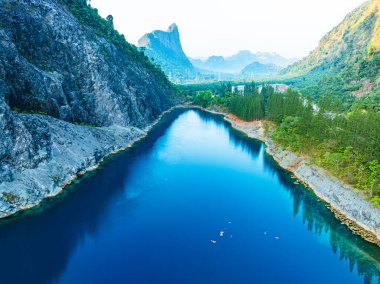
[0,0,379,283]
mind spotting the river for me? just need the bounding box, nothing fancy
[0,109,379,284]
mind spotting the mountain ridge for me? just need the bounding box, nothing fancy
[191,51,297,74]
[138,24,195,81]
[241,61,281,76]
[282,0,380,98]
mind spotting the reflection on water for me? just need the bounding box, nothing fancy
[0,108,378,284]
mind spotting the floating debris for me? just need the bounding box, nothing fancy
[211,240,217,244]
[219,230,225,237]
[274,236,280,240]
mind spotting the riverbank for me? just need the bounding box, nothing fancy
[0,106,182,219]
[222,112,380,246]
[2,104,379,247]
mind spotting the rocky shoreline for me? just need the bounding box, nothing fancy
[0,0,180,219]
[1,105,379,247]
[222,113,380,247]
[0,106,179,219]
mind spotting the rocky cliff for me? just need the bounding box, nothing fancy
[138,24,195,81]
[282,0,380,97]
[0,0,179,217]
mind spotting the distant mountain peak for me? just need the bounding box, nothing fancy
[241,61,281,76]
[236,50,252,55]
[167,23,178,33]
[138,24,195,81]
[190,50,296,74]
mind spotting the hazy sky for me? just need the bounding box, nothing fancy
[91,0,367,59]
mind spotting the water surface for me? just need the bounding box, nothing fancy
[0,109,379,284]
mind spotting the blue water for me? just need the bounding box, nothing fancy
[0,109,379,284]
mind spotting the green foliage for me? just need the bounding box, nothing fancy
[72,121,97,127]
[190,82,380,205]
[229,94,265,121]
[282,1,380,103]
[192,91,214,108]
[59,0,168,83]
[352,89,380,111]
[266,90,380,204]
[191,90,231,109]
[178,82,233,97]
[12,107,48,115]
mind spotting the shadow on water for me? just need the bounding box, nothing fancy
[192,108,263,159]
[0,108,188,284]
[195,109,380,283]
[260,138,380,284]
[0,108,378,284]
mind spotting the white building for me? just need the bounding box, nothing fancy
[231,85,245,95]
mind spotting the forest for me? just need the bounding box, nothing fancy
[185,82,380,205]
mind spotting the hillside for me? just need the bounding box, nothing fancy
[0,0,178,217]
[283,0,380,99]
[191,51,296,74]
[241,61,281,76]
[138,24,195,82]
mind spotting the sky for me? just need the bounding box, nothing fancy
[91,0,367,59]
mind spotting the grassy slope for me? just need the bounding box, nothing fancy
[282,0,380,98]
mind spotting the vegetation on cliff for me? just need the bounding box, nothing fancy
[60,0,168,83]
[282,0,380,100]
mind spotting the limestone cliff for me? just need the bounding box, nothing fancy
[138,24,195,81]
[0,0,179,217]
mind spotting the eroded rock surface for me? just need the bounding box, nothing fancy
[0,0,179,216]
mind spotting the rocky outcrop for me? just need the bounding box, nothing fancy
[224,115,380,246]
[138,24,195,81]
[0,0,176,128]
[0,0,179,217]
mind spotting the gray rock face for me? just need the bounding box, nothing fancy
[0,102,146,217]
[0,0,176,128]
[0,0,179,216]
[138,24,195,81]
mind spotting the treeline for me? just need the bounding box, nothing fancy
[190,85,380,205]
[228,84,274,120]
[191,90,231,109]
[187,82,276,120]
[264,90,380,205]
[229,95,265,120]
